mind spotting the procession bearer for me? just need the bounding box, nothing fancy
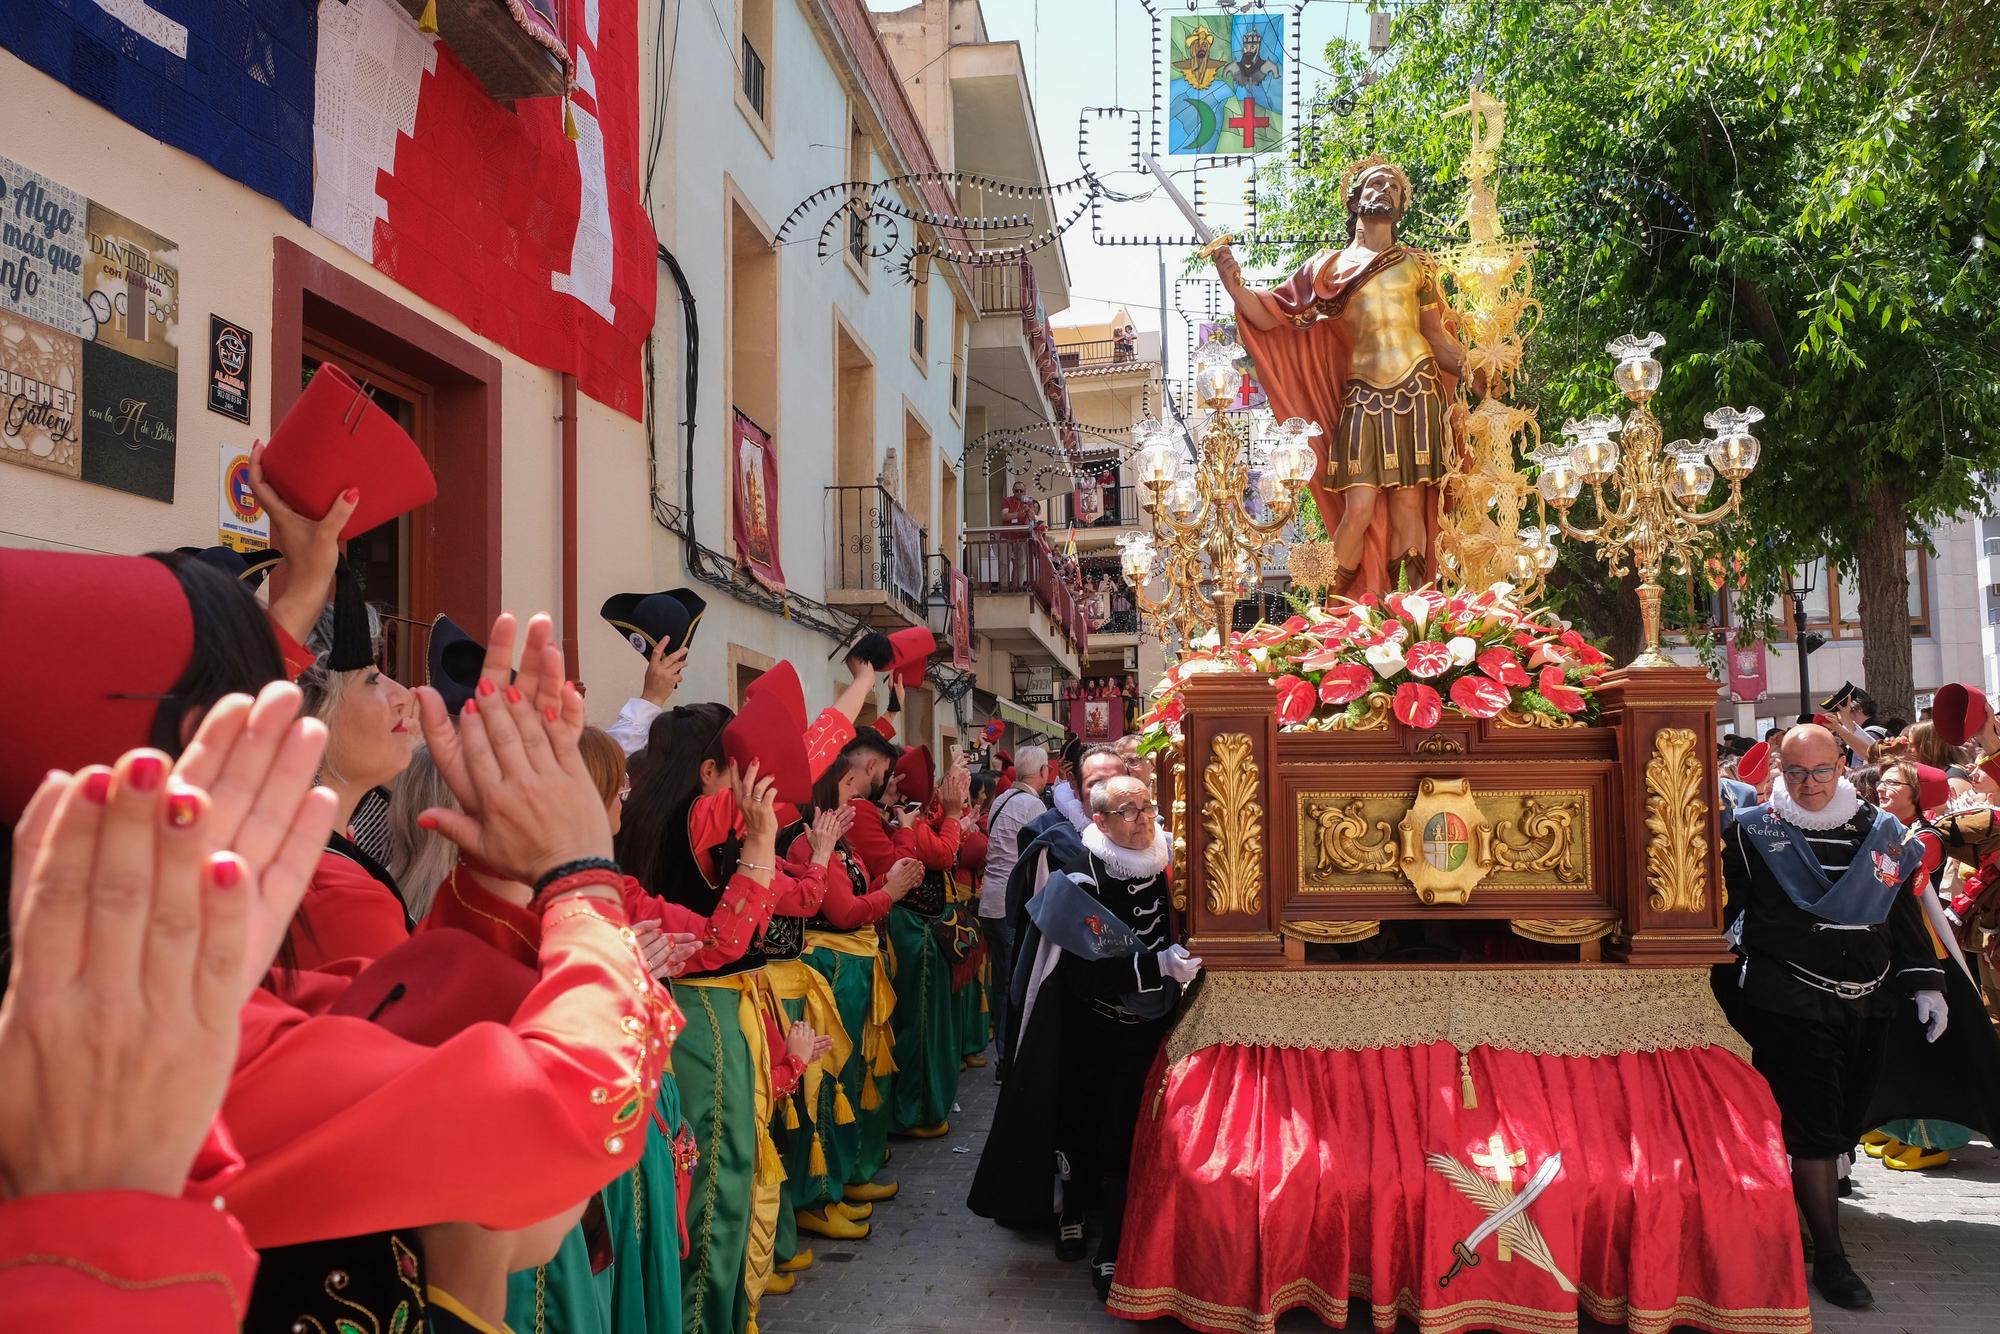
[1715,724,1948,1311]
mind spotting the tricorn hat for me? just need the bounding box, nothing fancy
[600,588,707,659]
[1819,681,1857,713]
[174,545,285,590]
[425,613,503,717]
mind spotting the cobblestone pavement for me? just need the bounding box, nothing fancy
[758,1057,2000,1334]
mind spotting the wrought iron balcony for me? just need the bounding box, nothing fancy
[825,485,930,625]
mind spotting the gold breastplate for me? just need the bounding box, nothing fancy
[1333,254,1433,389]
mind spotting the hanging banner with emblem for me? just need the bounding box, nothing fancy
[1166,12,1284,156]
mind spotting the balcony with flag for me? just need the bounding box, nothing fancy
[825,484,934,631]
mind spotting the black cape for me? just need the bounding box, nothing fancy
[1864,954,2000,1139]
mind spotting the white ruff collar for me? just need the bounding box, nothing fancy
[1083,822,1171,881]
[1771,777,1862,831]
[1052,781,1091,834]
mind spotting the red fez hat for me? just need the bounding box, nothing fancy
[0,550,193,821]
[723,662,813,806]
[886,627,936,687]
[329,928,537,1045]
[260,364,437,541]
[1934,683,1993,747]
[894,745,935,806]
[1914,764,1952,814]
[1738,741,1771,787]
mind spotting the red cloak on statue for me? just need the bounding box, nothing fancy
[1234,245,1455,596]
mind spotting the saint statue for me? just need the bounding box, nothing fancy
[1213,156,1467,597]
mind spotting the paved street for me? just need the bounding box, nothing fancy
[760,1056,2000,1334]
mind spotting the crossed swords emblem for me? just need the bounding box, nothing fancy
[1429,1148,1576,1293]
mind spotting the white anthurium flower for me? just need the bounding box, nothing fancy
[1249,646,1271,668]
[1393,592,1432,633]
[1192,628,1221,650]
[1364,640,1408,677]
[1446,635,1479,667]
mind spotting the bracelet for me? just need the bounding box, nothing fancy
[533,857,621,896]
[738,859,774,873]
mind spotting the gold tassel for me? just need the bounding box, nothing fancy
[563,96,580,142]
[756,1126,786,1185]
[783,1096,801,1131]
[417,0,438,33]
[833,1082,857,1125]
[809,1133,829,1178]
[861,1075,881,1111]
[1459,1051,1478,1111]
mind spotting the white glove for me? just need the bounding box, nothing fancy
[1915,990,1949,1043]
[1158,943,1203,985]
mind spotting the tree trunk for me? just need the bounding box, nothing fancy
[1855,481,1916,719]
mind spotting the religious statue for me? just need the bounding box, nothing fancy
[1212,156,1468,598]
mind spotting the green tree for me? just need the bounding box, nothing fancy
[1252,0,2000,712]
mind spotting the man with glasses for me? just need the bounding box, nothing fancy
[1717,724,1947,1310]
[970,775,1199,1304]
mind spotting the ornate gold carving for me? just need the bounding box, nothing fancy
[1328,692,1393,731]
[1509,917,1616,945]
[1643,727,1709,914]
[1396,778,1496,905]
[1492,798,1583,881]
[1494,706,1580,729]
[1280,919,1381,945]
[1165,968,1752,1066]
[1201,733,1264,917]
[1416,732,1466,755]
[1307,799,1398,875]
[1168,751,1189,912]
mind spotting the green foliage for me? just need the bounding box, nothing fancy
[1255,0,2000,644]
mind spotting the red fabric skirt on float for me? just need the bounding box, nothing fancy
[1108,970,1811,1334]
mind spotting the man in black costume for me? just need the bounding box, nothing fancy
[968,775,1200,1302]
[1716,725,1947,1310]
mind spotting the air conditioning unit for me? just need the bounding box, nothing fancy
[1123,647,1138,671]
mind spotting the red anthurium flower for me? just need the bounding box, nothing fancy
[1360,593,1379,607]
[1281,615,1308,634]
[1478,648,1531,687]
[1239,625,1290,648]
[1273,674,1318,725]
[1512,632,1535,648]
[1450,674,1511,719]
[1576,643,1608,667]
[1393,681,1444,729]
[1297,646,1349,672]
[1405,640,1452,678]
[1538,666,1587,714]
[1560,628,1586,650]
[1319,663,1374,706]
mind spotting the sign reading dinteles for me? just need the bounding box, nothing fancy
[207,316,252,422]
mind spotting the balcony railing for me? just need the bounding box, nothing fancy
[975,264,1031,317]
[826,485,929,622]
[1058,337,1145,371]
[1055,483,1136,530]
[962,526,1089,657]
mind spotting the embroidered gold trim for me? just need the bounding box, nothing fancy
[1644,727,1710,914]
[1509,917,1616,944]
[1163,967,1752,1066]
[1202,734,1264,918]
[1279,919,1380,945]
[0,1253,238,1303]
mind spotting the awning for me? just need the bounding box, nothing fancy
[993,695,1065,740]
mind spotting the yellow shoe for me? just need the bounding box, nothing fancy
[795,1206,870,1240]
[964,1054,989,1069]
[897,1121,950,1139]
[1864,1136,1903,1160]
[844,1179,900,1204]
[831,1199,872,1222]
[778,1249,814,1273]
[764,1271,797,1296]
[1859,1130,1895,1157]
[1885,1143,1951,1171]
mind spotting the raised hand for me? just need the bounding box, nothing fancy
[733,762,781,851]
[883,857,923,902]
[807,807,845,864]
[0,749,324,1200]
[413,615,609,888]
[633,922,703,980]
[642,642,688,708]
[247,440,360,646]
[785,1020,835,1066]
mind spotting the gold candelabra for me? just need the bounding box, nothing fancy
[1119,340,1318,656]
[1536,332,1763,667]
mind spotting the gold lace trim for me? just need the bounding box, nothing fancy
[1165,968,1750,1065]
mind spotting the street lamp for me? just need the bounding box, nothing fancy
[1787,560,1829,722]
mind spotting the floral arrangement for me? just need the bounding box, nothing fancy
[1136,583,1611,752]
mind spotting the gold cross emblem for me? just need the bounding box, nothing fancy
[1469,1133,1527,1260]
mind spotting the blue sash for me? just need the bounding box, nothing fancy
[1718,778,1759,833]
[1735,802,1918,926]
[1027,868,1176,1020]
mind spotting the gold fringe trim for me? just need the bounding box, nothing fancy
[1163,968,1752,1068]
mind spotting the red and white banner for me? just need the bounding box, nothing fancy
[1727,629,1768,704]
[311,0,655,418]
[949,566,974,669]
[732,411,785,591]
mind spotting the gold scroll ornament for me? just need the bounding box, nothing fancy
[1301,785,1590,900]
[1201,733,1264,917]
[1643,727,1709,914]
[1492,798,1580,880]
[1168,749,1189,912]
[1312,799,1398,874]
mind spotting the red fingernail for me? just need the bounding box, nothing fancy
[545,706,560,722]
[505,686,522,705]
[128,755,165,792]
[82,771,113,805]
[166,790,204,829]
[417,813,439,831]
[343,487,361,503]
[477,678,497,697]
[464,699,479,716]
[208,854,244,890]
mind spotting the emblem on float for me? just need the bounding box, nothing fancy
[1397,778,1495,905]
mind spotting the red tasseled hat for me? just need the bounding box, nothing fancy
[0,550,194,822]
[1933,683,1994,748]
[894,744,935,806]
[1738,741,1771,787]
[1914,764,1953,814]
[886,626,936,687]
[260,364,437,541]
[722,661,813,806]
[329,928,537,1045]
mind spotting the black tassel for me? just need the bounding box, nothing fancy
[328,558,375,671]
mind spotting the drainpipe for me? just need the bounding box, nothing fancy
[561,372,581,682]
